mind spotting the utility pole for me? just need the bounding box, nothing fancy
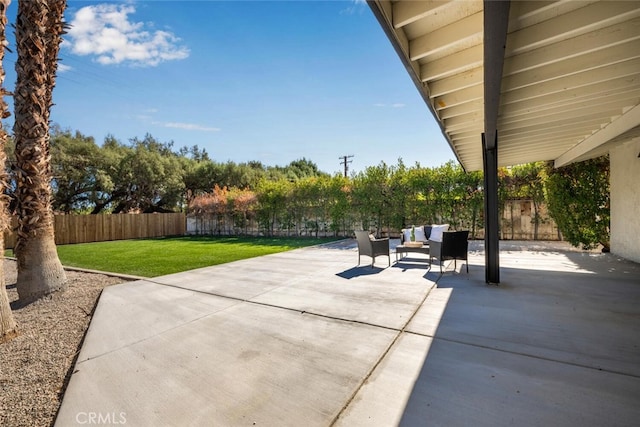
[339,155,354,177]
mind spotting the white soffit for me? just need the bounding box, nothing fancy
[369,0,640,171]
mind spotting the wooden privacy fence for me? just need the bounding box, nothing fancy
[4,213,186,249]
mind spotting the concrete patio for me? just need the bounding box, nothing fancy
[55,239,640,426]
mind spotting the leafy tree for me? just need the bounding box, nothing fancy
[499,167,519,239]
[187,160,266,191]
[405,164,435,224]
[326,174,351,236]
[289,177,312,235]
[183,159,225,203]
[50,128,112,213]
[497,166,529,239]
[281,158,328,180]
[207,184,229,234]
[386,159,410,230]
[295,176,326,236]
[178,144,209,161]
[255,178,292,236]
[109,135,185,213]
[510,162,548,239]
[456,169,484,238]
[220,161,252,189]
[351,162,393,235]
[428,161,468,228]
[227,187,257,234]
[89,134,130,213]
[545,156,610,251]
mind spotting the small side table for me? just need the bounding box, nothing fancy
[395,242,431,264]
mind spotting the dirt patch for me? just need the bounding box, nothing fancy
[0,259,130,427]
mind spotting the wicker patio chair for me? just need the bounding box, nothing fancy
[354,230,390,268]
[429,230,469,273]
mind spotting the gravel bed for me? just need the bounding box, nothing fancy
[0,259,130,427]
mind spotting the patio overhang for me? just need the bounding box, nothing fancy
[367,0,640,172]
[368,0,640,282]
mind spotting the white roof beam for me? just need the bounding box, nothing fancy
[502,115,618,139]
[453,138,482,148]
[506,125,599,141]
[505,146,593,162]
[456,148,486,157]
[503,135,597,153]
[555,104,640,167]
[502,150,568,161]
[503,18,640,76]
[410,12,483,61]
[438,100,483,120]
[501,92,640,123]
[451,135,484,146]
[510,0,589,30]
[503,42,640,92]
[434,84,483,110]
[451,139,482,149]
[450,129,482,140]
[500,153,560,166]
[508,81,640,116]
[502,123,613,141]
[506,1,640,55]
[504,134,606,152]
[445,112,482,129]
[500,101,640,134]
[393,0,451,29]
[429,67,483,97]
[501,74,639,108]
[420,44,483,81]
[500,59,640,115]
[499,107,627,133]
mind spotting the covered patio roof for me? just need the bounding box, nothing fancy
[368,0,640,171]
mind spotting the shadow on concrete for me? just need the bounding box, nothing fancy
[396,250,640,426]
[335,265,387,279]
[392,257,431,268]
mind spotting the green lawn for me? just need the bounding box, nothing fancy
[7,236,343,277]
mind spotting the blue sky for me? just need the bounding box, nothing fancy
[4,0,454,175]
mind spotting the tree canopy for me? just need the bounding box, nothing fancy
[3,126,611,249]
[12,127,329,214]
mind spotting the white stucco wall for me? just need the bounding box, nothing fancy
[610,137,640,263]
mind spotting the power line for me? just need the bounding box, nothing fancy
[339,155,353,178]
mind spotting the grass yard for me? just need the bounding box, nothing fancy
[7,236,343,277]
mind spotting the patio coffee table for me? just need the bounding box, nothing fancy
[395,242,430,264]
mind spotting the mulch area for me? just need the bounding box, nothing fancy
[0,259,129,427]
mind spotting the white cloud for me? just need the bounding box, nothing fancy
[152,121,221,132]
[340,0,367,15]
[64,4,189,67]
[392,103,406,108]
[57,63,72,73]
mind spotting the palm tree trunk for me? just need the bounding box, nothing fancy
[13,0,67,303]
[0,0,17,342]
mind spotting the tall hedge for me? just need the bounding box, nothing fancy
[544,156,610,251]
